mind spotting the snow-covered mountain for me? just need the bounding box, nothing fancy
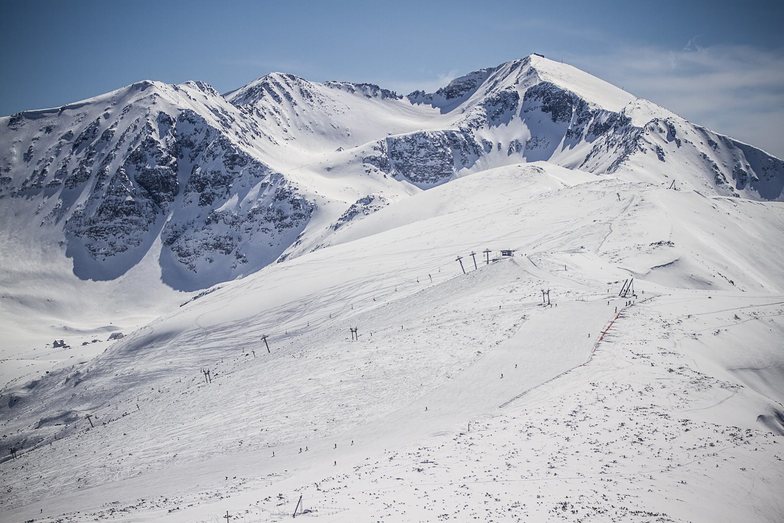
[1,80,313,291]
[2,55,784,522]
[2,55,782,293]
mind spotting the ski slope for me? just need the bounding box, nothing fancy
[1,162,783,522]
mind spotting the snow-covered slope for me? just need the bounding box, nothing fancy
[1,162,782,522]
[226,72,452,153]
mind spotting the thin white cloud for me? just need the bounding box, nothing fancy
[566,44,784,158]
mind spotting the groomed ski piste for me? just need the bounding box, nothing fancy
[2,162,783,522]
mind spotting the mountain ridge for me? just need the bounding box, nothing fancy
[1,53,782,293]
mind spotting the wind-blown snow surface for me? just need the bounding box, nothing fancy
[1,163,783,522]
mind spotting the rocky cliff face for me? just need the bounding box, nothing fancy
[1,80,313,290]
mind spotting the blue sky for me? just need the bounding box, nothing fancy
[1,0,783,156]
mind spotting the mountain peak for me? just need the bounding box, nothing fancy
[407,53,636,115]
[522,54,636,112]
[225,71,312,106]
[176,80,220,97]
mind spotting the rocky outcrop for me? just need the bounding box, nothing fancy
[363,130,483,188]
[331,194,389,231]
